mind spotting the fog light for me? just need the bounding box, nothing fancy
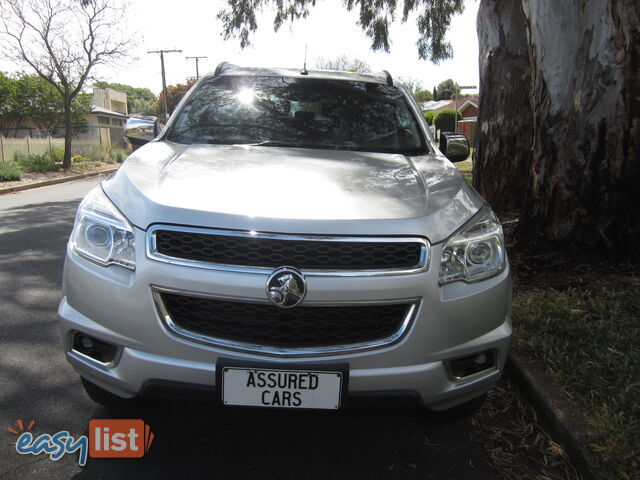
[72,332,117,364]
[474,353,488,366]
[80,335,94,351]
[449,350,495,379]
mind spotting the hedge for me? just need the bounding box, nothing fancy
[433,109,462,133]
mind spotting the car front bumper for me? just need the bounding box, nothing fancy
[58,230,512,410]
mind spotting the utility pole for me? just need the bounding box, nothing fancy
[148,49,182,121]
[186,56,208,79]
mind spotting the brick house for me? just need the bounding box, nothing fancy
[455,96,479,146]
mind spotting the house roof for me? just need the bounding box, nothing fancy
[420,100,455,112]
[90,105,128,118]
[458,96,479,113]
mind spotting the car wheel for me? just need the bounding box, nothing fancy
[430,393,486,420]
[81,377,133,407]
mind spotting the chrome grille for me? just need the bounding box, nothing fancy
[147,226,428,274]
[155,290,415,354]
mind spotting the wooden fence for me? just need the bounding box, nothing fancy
[0,136,101,162]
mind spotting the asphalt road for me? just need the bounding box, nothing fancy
[0,178,501,479]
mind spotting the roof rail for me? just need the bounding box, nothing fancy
[214,61,234,76]
[382,70,393,86]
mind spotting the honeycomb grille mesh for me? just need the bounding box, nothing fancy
[153,230,423,270]
[160,292,410,348]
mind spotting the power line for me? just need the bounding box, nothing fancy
[186,56,208,79]
[148,49,182,121]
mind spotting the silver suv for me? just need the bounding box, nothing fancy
[59,64,511,416]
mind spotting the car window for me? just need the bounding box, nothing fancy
[166,75,428,155]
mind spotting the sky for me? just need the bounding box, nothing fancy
[1,0,480,96]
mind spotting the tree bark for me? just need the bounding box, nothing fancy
[476,0,640,257]
[63,89,73,169]
[474,1,533,214]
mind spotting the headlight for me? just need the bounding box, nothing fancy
[439,206,505,284]
[70,186,136,270]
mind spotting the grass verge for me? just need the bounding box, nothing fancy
[455,158,473,185]
[513,278,639,479]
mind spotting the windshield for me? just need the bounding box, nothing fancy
[166,75,428,154]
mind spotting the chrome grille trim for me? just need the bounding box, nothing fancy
[146,224,430,277]
[151,285,420,358]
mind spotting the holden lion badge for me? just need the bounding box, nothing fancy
[266,267,307,308]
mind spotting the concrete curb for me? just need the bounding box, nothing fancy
[0,167,118,196]
[507,349,602,480]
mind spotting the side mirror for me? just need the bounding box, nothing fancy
[439,132,470,162]
[125,116,159,151]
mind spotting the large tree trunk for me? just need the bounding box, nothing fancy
[63,91,73,169]
[476,0,640,257]
[474,1,533,213]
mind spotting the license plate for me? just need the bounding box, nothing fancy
[221,366,344,410]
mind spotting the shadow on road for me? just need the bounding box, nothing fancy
[0,199,92,463]
[72,400,496,480]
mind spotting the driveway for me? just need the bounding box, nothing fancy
[0,178,500,479]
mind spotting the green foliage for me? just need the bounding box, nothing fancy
[435,78,460,100]
[93,81,158,115]
[104,145,127,163]
[433,109,461,132]
[455,158,473,185]
[129,97,157,116]
[0,73,89,136]
[49,146,65,163]
[83,143,128,164]
[1,142,127,180]
[84,144,109,163]
[423,111,437,125]
[157,78,197,117]
[0,162,22,181]
[218,0,465,63]
[0,73,15,110]
[15,153,57,172]
[0,72,24,135]
[398,77,432,103]
[413,89,433,103]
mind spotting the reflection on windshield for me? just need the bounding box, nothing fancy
[166,76,427,154]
